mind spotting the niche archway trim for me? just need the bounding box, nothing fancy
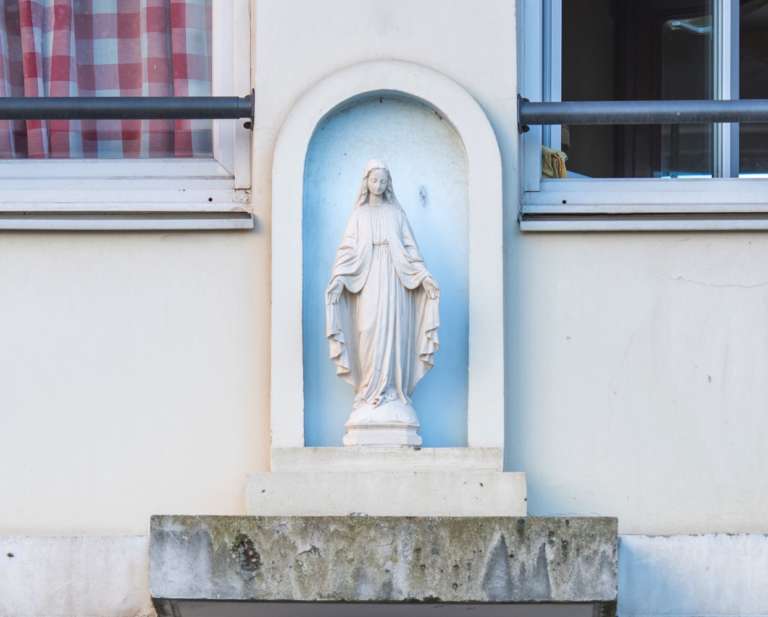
[271,59,504,450]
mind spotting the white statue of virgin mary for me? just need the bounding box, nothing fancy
[326,160,440,447]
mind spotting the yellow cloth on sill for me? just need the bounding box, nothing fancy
[542,146,568,178]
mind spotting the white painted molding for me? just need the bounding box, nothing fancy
[270,59,504,449]
[271,447,504,472]
[247,471,526,516]
[619,535,768,617]
[0,212,254,231]
[0,536,152,617]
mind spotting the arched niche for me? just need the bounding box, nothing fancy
[271,60,504,453]
[303,94,469,446]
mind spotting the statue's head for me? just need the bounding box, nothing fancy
[356,159,398,207]
[367,168,389,197]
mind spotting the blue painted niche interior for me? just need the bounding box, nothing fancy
[302,94,469,447]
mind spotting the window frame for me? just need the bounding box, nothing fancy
[518,0,768,231]
[0,0,252,230]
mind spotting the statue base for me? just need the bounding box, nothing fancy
[343,400,422,447]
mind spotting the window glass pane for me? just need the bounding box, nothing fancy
[0,0,212,159]
[740,0,768,176]
[560,0,713,178]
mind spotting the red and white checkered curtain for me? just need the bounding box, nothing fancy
[0,0,212,159]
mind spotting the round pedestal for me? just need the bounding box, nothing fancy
[343,400,423,447]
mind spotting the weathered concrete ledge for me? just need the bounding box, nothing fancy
[150,515,617,611]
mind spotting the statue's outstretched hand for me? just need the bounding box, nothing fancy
[328,281,344,304]
[423,277,439,300]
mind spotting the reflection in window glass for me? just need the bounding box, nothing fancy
[740,0,768,176]
[0,0,212,159]
[561,0,713,179]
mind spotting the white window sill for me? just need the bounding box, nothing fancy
[521,177,768,231]
[0,159,254,231]
[0,212,253,231]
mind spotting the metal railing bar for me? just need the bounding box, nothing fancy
[0,93,254,121]
[519,97,768,131]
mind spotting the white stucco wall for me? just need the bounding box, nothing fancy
[507,233,768,534]
[0,233,268,534]
[1,0,767,540]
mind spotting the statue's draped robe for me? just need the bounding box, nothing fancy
[326,202,439,408]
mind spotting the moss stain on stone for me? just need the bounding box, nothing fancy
[230,533,262,580]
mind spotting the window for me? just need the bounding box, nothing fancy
[0,0,213,159]
[0,0,251,230]
[740,0,768,176]
[519,0,768,230]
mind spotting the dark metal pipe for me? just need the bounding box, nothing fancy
[0,93,253,120]
[519,98,768,128]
